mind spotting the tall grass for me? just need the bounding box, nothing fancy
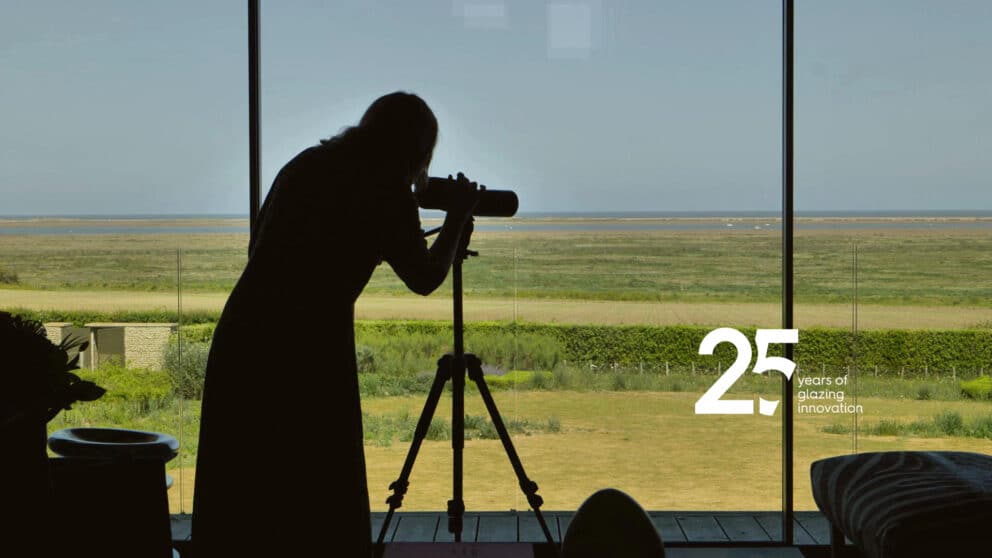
[362,412,563,447]
[822,410,992,439]
[353,329,565,377]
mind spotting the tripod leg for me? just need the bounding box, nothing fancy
[465,354,560,555]
[376,355,453,551]
[450,353,466,542]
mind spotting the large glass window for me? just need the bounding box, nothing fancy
[17,1,984,546]
[795,0,992,513]
[262,1,783,532]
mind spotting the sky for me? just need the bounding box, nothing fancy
[1,0,989,215]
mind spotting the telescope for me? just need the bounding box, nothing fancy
[415,176,518,217]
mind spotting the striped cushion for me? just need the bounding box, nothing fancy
[811,451,992,558]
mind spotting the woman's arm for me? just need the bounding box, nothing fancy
[382,175,479,296]
[402,212,473,296]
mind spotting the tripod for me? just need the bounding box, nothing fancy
[375,243,557,554]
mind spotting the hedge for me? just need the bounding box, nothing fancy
[9,308,990,375]
[8,308,219,326]
[354,321,992,374]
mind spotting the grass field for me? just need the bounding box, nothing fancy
[3,221,991,328]
[2,224,991,307]
[74,390,989,515]
[47,364,992,515]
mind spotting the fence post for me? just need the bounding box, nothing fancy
[874,365,878,377]
[665,361,669,376]
[924,364,928,379]
[639,362,643,375]
[900,367,904,379]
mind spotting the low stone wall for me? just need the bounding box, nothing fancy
[46,322,177,370]
[44,322,72,346]
[124,325,176,370]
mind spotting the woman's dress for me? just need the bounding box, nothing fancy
[192,141,430,557]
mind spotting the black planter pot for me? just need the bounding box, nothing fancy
[48,427,179,558]
[0,420,54,551]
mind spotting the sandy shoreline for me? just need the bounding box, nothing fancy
[0,217,250,228]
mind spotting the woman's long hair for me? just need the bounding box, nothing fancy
[322,91,438,178]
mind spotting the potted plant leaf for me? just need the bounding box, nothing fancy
[0,311,106,544]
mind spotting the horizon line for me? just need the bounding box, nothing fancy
[2,209,992,219]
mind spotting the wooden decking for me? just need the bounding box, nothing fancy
[172,511,833,546]
[372,511,831,545]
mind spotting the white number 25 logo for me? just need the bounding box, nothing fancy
[694,328,798,416]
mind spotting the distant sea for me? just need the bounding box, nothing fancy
[0,210,990,235]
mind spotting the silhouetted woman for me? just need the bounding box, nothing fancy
[193,92,478,557]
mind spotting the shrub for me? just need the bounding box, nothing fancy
[611,373,629,391]
[505,418,533,436]
[163,338,210,399]
[363,412,406,447]
[465,331,565,371]
[821,423,851,435]
[177,324,216,343]
[872,420,903,437]
[916,385,933,400]
[426,417,452,441]
[355,345,376,374]
[464,414,488,431]
[934,410,964,435]
[550,367,576,390]
[525,371,554,390]
[472,416,500,439]
[358,373,433,397]
[485,370,526,390]
[968,415,992,439]
[961,376,992,400]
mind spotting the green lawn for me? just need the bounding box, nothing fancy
[47,381,992,515]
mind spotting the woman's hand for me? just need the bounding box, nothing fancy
[457,216,475,256]
[446,172,481,219]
